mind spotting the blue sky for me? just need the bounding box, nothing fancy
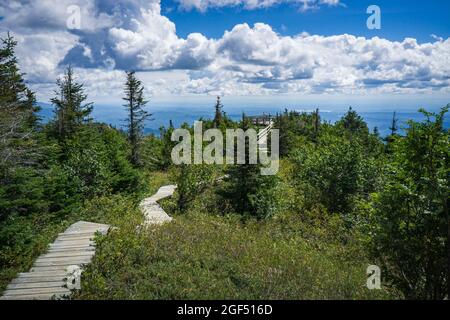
[0,0,449,109]
[163,0,450,42]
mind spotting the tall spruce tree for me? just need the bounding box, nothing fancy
[51,66,93,138]
[389,111,398,136]
[373,126,379,137]
[123,71,151,166]
[220,114,278,219]
[313,108,320,136]
[161,121,175,170]
[0,33,27,105]
[0,33,42,220]
[213,96,223,128]
[385,111,399,153]
[0,33,39,169]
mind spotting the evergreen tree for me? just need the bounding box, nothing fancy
[176,163,214,213]
[51,66,93,139]
[385,111,399,153]
[24,88,40,128]
[275,109,293,157]
[213,96,223,128]
[0,33,40,169]
[389,111,398,136]
[0,32,40,131]
[275,109,320,156]
[313,108,320,137]
[160,123,175,170]
[0,33,43,220]
[0,33,28,105]
[373,126,379,137]
[123,71,151,166]
[220,115,278,219]
[337,106,368,135]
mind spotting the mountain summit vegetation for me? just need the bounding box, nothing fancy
[1,34,449,300]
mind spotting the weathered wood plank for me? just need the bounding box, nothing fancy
[18,270,68,276]
[58,231,98,236]
[49,244,95,250]
[12,276,67,284]
[2,286,71,296]
[33,257,93,267]
[7,281,65,290]
[42,251,95,259]
[33,259,92,266]
[52,240,95,246]
[36,253,94,260]
[50,245,93,251]
[0,293,57,300]
[54,235,95,241]
[30,266,71,272]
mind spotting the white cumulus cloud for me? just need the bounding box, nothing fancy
[175,0,341,12]
[1,0,449,102]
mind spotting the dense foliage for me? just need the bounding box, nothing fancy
[368,107,449,299]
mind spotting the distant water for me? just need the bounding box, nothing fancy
[38,102,450,138]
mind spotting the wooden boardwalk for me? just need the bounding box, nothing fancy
[257,121,274,154]
[1,221,109,300]
[140,185,177,225]
[1,185,176,300]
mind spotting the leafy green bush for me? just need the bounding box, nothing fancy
[293,134,382,215]
[60,124,142,196]
[367,107,449,299]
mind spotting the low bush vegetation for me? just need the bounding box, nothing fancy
[76,210,397,300]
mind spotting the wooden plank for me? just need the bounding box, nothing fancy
[33,259,92,267]
[45,251,93,256]
[42,251,95,259]
[52,239,94,245]
[12,276,67,284]
[48,245,95,250]
[57,231,100,237]
[7,281,65,290]
[2,286,71,296]
[49,244,95,250]
[33,260,91,268]
[18,270,68,277]
[52,237,94,243]
[50,242,95,249]
[30,266,70,272]
[54,235,95,241]
[0,294,55,300]
[35,255,94,263]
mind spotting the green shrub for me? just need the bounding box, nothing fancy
[75,210,397,300]
[367,107,449,299]
[293,134,382,215]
